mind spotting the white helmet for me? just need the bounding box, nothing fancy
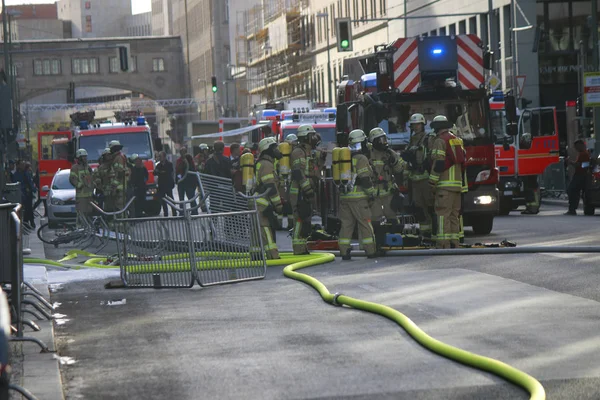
[258,137,277,153]
[109,140,122,149]
[130,153,139,161]
[368,127,386,143]
[409,113,426,125]
[75,149,88,158]
[296,124,316,138]
[102,147,111,155]
[285,134,298,144]
[348,129,367,145]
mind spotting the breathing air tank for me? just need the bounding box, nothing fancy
[332,147,341,184]
[278,142,291,177]
[339,147,352,185]
[241,152,255,193]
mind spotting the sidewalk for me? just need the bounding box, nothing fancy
[12,221,65,400]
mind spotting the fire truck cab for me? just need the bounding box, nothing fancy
[337,34,499,234]
[37,131,72,200]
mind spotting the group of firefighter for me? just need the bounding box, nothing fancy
[69,140,133,222]
[248,113,468,260]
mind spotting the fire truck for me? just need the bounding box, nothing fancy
[37,131,72,200]
[336,34,499,234]
[489,93,560,215]
[38,111,162,215]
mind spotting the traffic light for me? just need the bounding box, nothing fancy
[336,18,353,52]
[520,98,532,110]
[211,76,218,93]
[576,96,582,117]
[118,44,130,72]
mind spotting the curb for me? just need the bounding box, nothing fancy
[16,269,65,400]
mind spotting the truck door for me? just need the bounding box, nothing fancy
[38,131,72,199]
[517,107,560,176]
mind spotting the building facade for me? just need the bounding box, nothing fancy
[57,0,132,38]
[1,4,70,41]
[125,12,152,37]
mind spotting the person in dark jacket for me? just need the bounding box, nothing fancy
[230,143,242,192]
[13,161,37,228]
[175,147,198,215]
[204,141,232,179]
[153,151,176,216]
[129,154,148,217]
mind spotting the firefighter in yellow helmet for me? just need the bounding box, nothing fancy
[402,113,436,242]
[253,137,284,259]
[338,130,377,260]
[290,124,320,255]
[276,133,298,230]
[368,127,406,251]
[69,148,94,226]
[428,115,468,249]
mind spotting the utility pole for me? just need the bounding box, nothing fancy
[511,0,518,101]
[592,0,600,155]
[326,18,332,107]
[0,0,11,194]
[488,0,497,79]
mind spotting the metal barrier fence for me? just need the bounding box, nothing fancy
[112,189,267,288]
[540,159,567,196]
[196,173,248,213]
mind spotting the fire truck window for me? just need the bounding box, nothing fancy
[539,109,555,136]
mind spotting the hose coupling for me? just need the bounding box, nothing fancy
[332,292,343,306]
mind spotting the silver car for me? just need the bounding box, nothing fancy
[43,169,76,228]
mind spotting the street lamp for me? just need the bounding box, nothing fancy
[262,44,272,102]
[316,12,332,107]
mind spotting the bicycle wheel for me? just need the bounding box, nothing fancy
[37,223,79,247]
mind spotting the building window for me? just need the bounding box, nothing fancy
[109,56,119,73]
[85,15,92,32]
[72,58,99,75]
[469,17,477,34]
[152,58,165,72]
[353,0,359,26]
[439,26,446,36]
[130,56,137,72]
[85,1,91,9]
[330,5,335,37]
[33,59,61,76]
[422,32,428,37]
[430,30,436,36]
[361,0,367,20]
[480,13,488,45]
[380,0,386,16]
[459,20,466,34]
[449,24,456,35]
[345,0,350,17]
[503,5,512,57]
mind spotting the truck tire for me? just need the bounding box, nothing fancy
[584,202,595,216]
[472,216,494,235]
[499,199,512,216]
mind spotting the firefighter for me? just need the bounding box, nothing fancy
[290,124,320,255]
[368,127,406,250]
[69,149,94,226]
[107,140,129,213]
[285,134,298,145]
[253,137,284,259]
[276,136,295,230]
[403,113,435,242]
[338,130,377,260]
[428,115,468,249]
[93,147,111,210]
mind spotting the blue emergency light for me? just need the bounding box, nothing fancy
[492,91,504,102]
[361,73,377,88]
[137,116,146,126]
[79,121,89,130]
[432,48,443,55]
[262,110,279,118]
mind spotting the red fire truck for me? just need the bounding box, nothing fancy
[336,34,499,234]
[489,94,560,214]
[38,111,162,215]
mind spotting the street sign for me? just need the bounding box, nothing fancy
[584,72,600,107]
[487,74,501,91]
[516,75,526,98]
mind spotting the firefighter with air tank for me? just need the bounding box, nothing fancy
[367,127,406,253]
[428,115,468,249]
[276,134,297,230]
[290,125,320,255]
[69,149,94,226]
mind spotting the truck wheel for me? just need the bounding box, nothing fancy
[584,203,595,216]
[499,200,512,216]
[472,216,494,235]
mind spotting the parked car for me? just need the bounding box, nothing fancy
[583,155,600,215]
[43,169,76,228]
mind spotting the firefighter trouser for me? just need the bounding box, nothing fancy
[434,189,462,249]
[75,197,93,227]
[258,203,280,260]
[370,193,397,223]
[338,198,376,256]
[523,175,540,213]
[411,180,434,238]
[276,181,293,230]
[290,191,312,255]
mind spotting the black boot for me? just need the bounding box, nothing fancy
[342,249,351,261]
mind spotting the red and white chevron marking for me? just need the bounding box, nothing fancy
[456,34,484,90]
[392,38,420,93]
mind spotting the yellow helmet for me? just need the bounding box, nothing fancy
[348,129,366,145]
[296,124,316,138]
[259,137,277,153]
[368,127,386,143]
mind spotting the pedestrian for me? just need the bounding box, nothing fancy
[428,115,468,249]
[129,154,148,217]
[204,141,233,179]
[565,139,590,215]
[290,125,320,255]
[194,144,209,173]
[69,149,94,227]
[253,137,284,259]
[368,127,406,252]
[403,113,436,242]
[153,151,176,216]
[338,130,377,260]
[32,166,46,216]
[175,147,198,215]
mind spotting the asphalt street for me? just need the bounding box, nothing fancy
[46,203,600,400]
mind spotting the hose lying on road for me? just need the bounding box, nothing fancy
[25,250,549,399]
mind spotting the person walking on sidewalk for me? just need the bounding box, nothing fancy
[565,139,590,215]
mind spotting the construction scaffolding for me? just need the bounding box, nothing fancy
[236,0,312,104]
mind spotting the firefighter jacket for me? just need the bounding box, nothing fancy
[341,153,376,201]
[255,154,283,213]
[93,160,108,194]
[407,131,435,181]
[108,151,129,194]
[290,143,315,199]
[370,148,405,197]
[70,162,94,198]
[429,130,468,193]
